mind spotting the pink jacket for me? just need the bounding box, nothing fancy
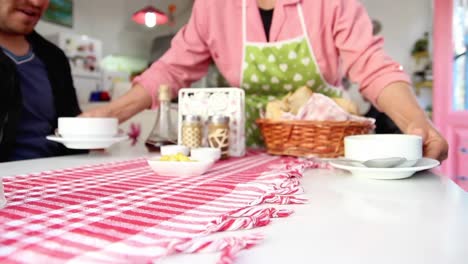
[134,0,410,108]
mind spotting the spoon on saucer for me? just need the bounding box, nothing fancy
[322,157,408,168]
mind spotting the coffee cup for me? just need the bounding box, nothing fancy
[344,134,423,167]
[58,117,118,138]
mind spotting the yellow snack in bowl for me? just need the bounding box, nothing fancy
[159,153,195,162]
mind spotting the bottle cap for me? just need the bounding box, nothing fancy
[182,115,202,123]
[208,115,230,125]
[159,85,171,102]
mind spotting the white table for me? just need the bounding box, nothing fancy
[1,145,467,264]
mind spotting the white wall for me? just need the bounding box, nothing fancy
[35,0,431,71]
[36,0,192,60]
[360,0,433,72]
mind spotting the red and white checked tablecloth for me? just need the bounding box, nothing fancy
[0,151,322,264]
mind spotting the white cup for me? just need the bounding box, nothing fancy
[344,134,423,167]
[191,147,222,162]
[0,179,6,209]
[58,117,118,138]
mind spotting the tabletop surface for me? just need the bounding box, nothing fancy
[1,145,467,264]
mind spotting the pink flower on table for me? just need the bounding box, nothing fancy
[127,123,141,146]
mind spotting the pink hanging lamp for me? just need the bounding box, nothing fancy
[132,5,168,28]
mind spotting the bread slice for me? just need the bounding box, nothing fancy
[266,99,290,120]
[332,98,360,116]
[286,86,314,114]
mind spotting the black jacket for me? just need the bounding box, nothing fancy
[0,31,83,161]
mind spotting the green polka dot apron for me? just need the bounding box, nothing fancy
[241,0,343,146]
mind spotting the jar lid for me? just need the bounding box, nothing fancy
[208,115,230,124]
[182,115,202,123]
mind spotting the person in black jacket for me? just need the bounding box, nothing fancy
[0,0,83,161]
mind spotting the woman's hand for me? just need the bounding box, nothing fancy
[79,85,152,123]
[376,82,449,162]
[406,120,449,162]
[80,105,114,118]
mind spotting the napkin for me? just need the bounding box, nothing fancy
[283,93,375,124]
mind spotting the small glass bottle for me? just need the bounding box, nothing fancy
[181,115,202,149]
[207,115,230,159]
[145,84,177,152]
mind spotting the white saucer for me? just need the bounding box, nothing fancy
[329,158,440,180]
[46,134,129,149]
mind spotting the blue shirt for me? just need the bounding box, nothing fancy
[1,47,62,160]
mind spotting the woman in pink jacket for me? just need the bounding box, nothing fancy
[83,0,448,161]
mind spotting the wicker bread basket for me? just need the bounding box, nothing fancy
[256,119,373,158]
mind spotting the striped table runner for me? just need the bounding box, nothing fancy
[0,151,322,263]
